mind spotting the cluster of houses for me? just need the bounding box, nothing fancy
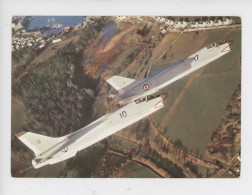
[12,34,46,51]
[11,16,88,52]
[116,16,235,34]
[12,16,237,52]
[189,18,232,28]
[11,32,63,52]
[152,16,234,33]
[12,20,64,52]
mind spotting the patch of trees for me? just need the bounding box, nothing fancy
[174,138,188,153]
[77,17,110,50]
[135,119,150,141]
[138,49,152,66]
[210,16,216,21]
[232,17,241,24]
[12,18,111,139]
[162,52,167,60]
[84,148,129,178]
[137,25,150,36]
[167,17,175,21]
[66,143,107,177]
[12,43,97,137]
[154,134,170,153]
[143,148,185,178]
[120,48,141,73]
[185,161,202,177]
[202,16,209,21]
[194,17,201,22]
[12,47,37,67]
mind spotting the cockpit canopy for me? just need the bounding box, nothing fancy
[216,41,229,47]
[206,43,216,49]
[206,41,231,49]
[134,94,160,104]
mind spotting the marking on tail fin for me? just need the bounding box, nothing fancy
[15,131,64,157]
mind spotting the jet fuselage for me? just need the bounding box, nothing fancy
[117,41,233,105]
[29,94,167,168]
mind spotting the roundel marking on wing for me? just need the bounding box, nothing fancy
[62,147,68,152]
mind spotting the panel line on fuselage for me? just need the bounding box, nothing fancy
[119,58,193,102]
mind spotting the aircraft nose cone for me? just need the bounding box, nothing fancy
[227,40,234,46]
[160,93,169,101]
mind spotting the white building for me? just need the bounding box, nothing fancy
[161,29,167,34]
[214,20,222,27]
[174,21,180,28]
[190,22,198,28]
[223,18,232,25]
[38,43,46,49]
[27,42,33,47]
[15,23,23,31]
[52,38,62,44]
[180,21,188,29]
[198,21,207,28]
[159,17,165,23]
[167,19,174,26]
[206,20,214,27]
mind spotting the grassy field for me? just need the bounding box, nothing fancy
[21,160,66,178]
[18,142,107,178]
[11,99,25,134]
[121,161,160,178]
[151,28,241,158]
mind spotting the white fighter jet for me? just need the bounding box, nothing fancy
[15,40,233,169]
[16,93,168,169]
[107,40,234,105]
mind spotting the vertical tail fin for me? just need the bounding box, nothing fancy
[106,75,135,94]
[15,131,63,157]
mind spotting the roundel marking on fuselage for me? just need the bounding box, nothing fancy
[143,84,149,91]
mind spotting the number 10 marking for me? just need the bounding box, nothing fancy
[119,111,127,118]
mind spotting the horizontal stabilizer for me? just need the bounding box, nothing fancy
[15,131,64,157]
[106,75,135,92]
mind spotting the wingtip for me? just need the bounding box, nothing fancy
[15,131,26,138]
